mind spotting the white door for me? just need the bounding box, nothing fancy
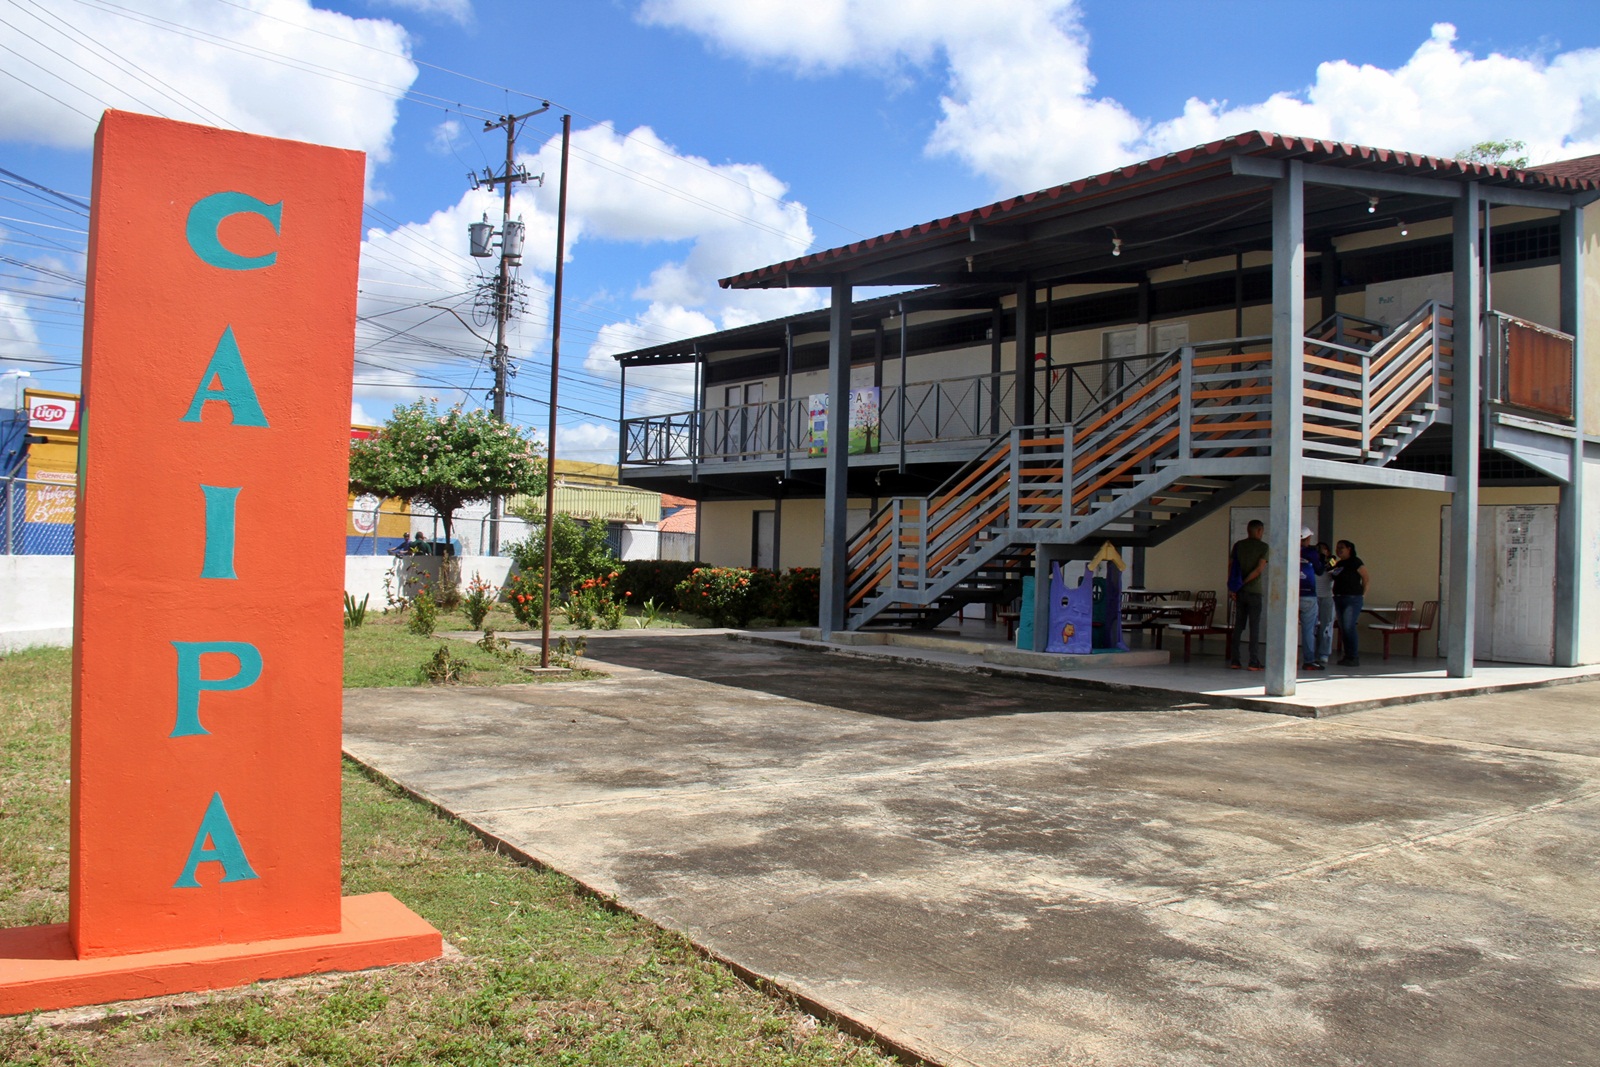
[1438,504,1555,665]
[1492,505,1556,664]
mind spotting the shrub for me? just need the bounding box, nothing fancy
[673,567,757,628]
[566,570,627,630]
[407,589,438,636]
[419,643,467,684]
[507,514,618,601]
[461,572,497,630]
[776,567,821,624]
[615,559,704,606]
[343,592,370,629]
[504,568,545,627]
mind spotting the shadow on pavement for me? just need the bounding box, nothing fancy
[565,633,1202,722]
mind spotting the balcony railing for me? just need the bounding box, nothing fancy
[1486,311,1574,422]
[622,351,1174,466]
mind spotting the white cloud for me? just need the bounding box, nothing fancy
[0,0,417,166]
[1138,25,1600,168]
[429,118,465,155]
[641,2,1600,192]
[555,421,620,462]
[509,122,819,398]
[367,0,473,27]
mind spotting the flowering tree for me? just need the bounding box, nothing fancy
[348,400,545,548]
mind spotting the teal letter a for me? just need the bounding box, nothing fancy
[182,326,268,427]
[174,793,259,888]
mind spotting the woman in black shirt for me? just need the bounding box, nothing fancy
[1330,540,1369,666]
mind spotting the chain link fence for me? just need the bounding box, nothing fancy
[343,503,537,557]
[2,475,76,555]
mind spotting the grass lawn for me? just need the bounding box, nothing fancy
[0,645,895,1066]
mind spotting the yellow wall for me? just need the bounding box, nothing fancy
[699,496,875,569]
[1142,485,1559,660]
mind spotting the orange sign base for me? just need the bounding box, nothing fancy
[0,894,440,1016]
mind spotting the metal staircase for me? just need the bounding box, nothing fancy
[845,302,1453,630]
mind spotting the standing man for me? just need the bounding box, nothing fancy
[1298,527,1326,670]
[1229,519,1268,671]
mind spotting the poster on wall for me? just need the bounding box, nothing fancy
[807,394,828,456]
[848,386,880,455]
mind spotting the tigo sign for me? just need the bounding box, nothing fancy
[28,397,78,432]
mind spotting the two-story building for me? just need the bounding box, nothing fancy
[612,132,1597,696]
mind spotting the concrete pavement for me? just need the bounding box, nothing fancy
[343,632,1600,1067]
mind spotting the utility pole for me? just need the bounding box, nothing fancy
[538,113,572,669]
[468,103,548,554]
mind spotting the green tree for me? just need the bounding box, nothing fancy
[1455,139,1529,170]
[348,399,545,549]
[507,511,618,600]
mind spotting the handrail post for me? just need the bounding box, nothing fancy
[1360,353,1372,458]
[890,501,902,608]
[1008,426,1021,531]
[1440,303,1452,415]
[919,496,929,596]
[1061,424,1074,533]
[1177,345,1194,461]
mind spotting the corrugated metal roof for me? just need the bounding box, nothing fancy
[720,130,1599,291]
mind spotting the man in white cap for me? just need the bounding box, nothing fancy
[1298,526,1326,670]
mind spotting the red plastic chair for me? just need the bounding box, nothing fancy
[1370,600,1438,659]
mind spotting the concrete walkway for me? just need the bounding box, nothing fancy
[343,632,1600,1067]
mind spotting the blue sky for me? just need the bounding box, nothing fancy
[2,0,1598,460]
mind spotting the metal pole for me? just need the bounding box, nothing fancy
[539,114,572,669]
[488,116,513,556]
[1265,160,1305,697]
[616,361,627,470]
[1553,206,1584,667]
[1446,184,1481,678]
[820,279,853,638]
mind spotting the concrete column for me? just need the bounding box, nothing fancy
[1014,282,1035,428]
[1447,185,1482,678]
[1265,161,1305,697]
[1554,206,1585,666]
[820,280,853,637]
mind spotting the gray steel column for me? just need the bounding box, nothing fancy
[1554,206,1585,666]
[1447,184,1482,678]
[783,324,794,479]
[990,302,1003,433]
[1014,282,1034,428]
[1265,161,1305,697]
[820,279,853,638]
[616,361,627,469]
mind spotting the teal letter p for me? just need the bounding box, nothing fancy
[171,641,262,738]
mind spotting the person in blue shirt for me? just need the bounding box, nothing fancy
[1298,527,1326,670]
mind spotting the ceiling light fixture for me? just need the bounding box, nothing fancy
[1368,196,1379,214]
[1109,227,1122,257]
[1397,219,1409,237]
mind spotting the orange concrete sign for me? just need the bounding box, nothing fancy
[0,111,439,1014]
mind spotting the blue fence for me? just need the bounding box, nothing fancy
[2,476,75,555]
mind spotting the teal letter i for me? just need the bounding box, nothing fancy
[200,485,241,580]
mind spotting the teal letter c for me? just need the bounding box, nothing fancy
[186,191,281,271]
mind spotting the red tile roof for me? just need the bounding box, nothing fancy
[657,504,697,534]
[720,130,1598,291]
[1533,152,1600,184]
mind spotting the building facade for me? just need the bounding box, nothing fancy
[612,133,1597,695]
